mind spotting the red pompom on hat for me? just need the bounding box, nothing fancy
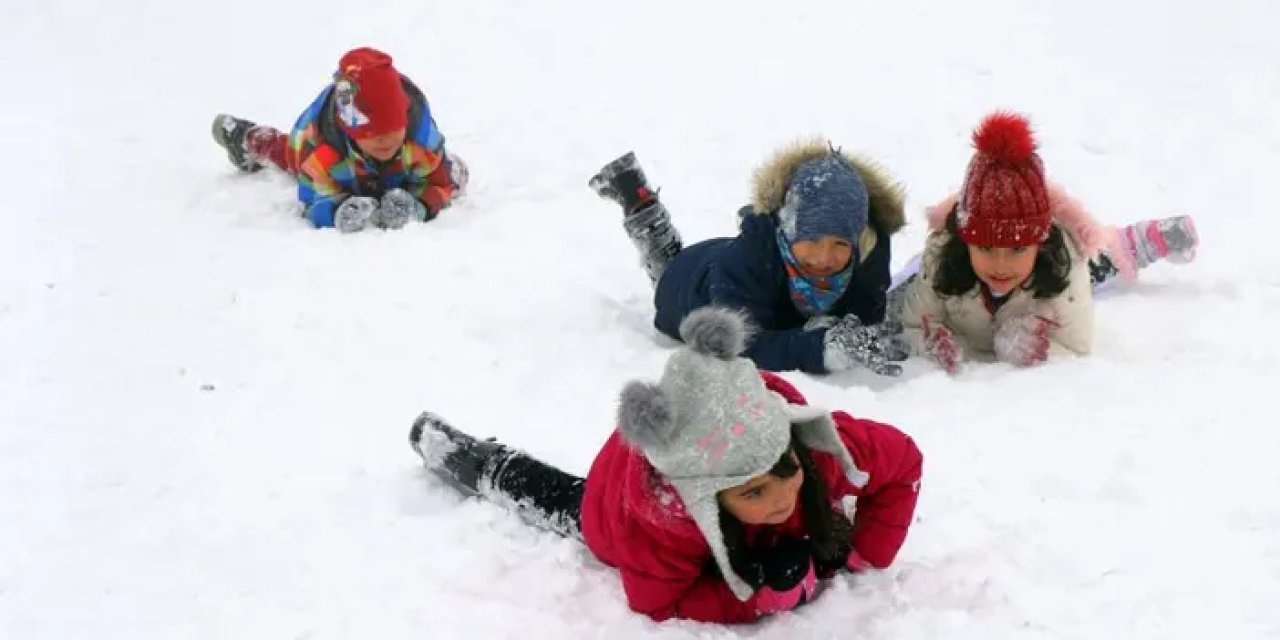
[956,111,1052,247]
[332,47,409,138]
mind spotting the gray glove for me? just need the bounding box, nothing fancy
[374,188,428,229]
[335,196,378,233]
[822,315,908,376]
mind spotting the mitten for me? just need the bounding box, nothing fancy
[922,315,963,374]
[844,549,872,572]
[751,537,819,615]
[335,196,379,233]
[822,316,908,376]
[994,314,1055,366]
[375,188,428,229]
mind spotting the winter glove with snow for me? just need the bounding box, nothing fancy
[811,537,853,578]
[335,196,379,233]
[374,188,429,230]
[812,542,873,578]
[994,314,1055,367]
[822,315,908,376]
[922,316,963,374]
[746,537,819,614]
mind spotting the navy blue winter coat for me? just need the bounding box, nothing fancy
[652,142,906,374]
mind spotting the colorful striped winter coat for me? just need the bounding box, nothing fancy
[286,77,458,228]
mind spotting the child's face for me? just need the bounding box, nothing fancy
[717,454,805,526]
[790,236,854,277]
[967,243,1039,295]
[354,128,407,162]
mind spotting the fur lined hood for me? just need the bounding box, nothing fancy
[749,138,907,236]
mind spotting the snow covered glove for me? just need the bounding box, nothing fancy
[335,196,379,233]
[994,314,1055,367]
[921,316,963,374]
[375,188,428,230]
[750,537,819,615]
[822,315,908,376]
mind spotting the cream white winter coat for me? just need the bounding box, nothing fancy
[899,184,1125,361]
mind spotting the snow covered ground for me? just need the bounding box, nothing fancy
[3,0,1279,637]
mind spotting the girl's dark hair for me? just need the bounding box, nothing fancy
[932,205,1072,299]
[717,432,853,582]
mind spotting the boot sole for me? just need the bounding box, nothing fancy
[211,114,264,173]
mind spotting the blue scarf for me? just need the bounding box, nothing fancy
[776,230,855,317]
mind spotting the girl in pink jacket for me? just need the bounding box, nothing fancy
[409,307,923,623]
[897,111,1198,372]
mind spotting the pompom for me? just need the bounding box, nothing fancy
[678,307,751,360]
[617,381,675,449]
[972,111,1038,163]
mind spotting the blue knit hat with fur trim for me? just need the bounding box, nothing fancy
[777,154,869,243]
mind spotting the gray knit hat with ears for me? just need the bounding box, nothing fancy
[616,306,870,601]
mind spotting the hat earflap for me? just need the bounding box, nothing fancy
[684,495,756,601]
[783,400,870,488]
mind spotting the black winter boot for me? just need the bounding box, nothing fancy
[589,151,658,214]
[211,114,264,173]
[410,411,507,495]
[623,201,684,284]
[589,152,684,283]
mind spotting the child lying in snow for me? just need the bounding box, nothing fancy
[409,307,923,624]
[588,142,908,378]
[895,111,1198,372]
[211,47,468,232]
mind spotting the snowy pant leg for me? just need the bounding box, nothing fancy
[884,252,924,324]
[482,450,586,541]
[623,201,684,285]
[244,125,298,175]
[1095,216,1200,286]
[1120,216,1199,269]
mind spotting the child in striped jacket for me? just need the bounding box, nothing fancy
[212,47,468,232]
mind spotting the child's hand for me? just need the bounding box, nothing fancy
[994,314,1056,367]
[375,188,428,229]
[922,316,963,374]
[335,196,378,233]
[845,549,872,572]
[822,316,909,376]
[752,537,818,614]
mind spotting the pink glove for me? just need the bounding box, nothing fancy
[994,314,1056,366]
[845,549,873,572]
[754,563,817,614]
[922,316,963,374]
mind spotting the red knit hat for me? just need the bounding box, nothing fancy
[956,112,1052,247]
[332,47,410,139]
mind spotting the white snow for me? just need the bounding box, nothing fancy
[3,0,1279,638]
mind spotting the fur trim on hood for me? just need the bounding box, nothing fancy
[749,138,906,236]
[924,183,1136,279]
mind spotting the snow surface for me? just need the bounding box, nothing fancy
[3,0,1280,638]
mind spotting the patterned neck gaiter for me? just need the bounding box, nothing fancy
[776,229,855,317]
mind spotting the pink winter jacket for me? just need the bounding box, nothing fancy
[900,184,1125,360]
[579,371,923,624]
